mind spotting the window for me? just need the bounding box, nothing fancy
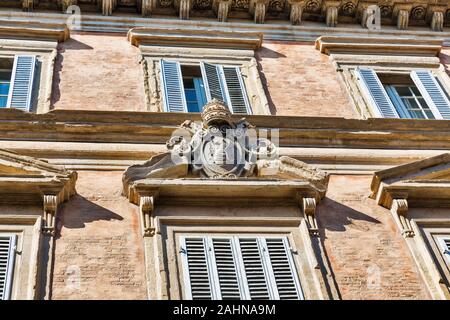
[160,60,251,114]
[0,234,17,300]
[0,55,36,112]
[180,236,303,300]
[355,68,450,119]
[437,236,450,265]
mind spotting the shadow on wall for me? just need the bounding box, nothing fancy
[51,39,94,109]
[55,195,123,237]
[255,46,286,116]
[317,198,381,233]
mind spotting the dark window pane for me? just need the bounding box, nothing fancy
[0,96,7,108]
[0,71,11,81]
[0,83,9,95]
[187,102,200,113]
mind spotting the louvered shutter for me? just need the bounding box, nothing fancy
[238,238,271,299]
[181,237,213,300]
[160,60,187,112]
[0,235,16,300]
[200,62,226,102]
[6,55,36,112]
[264,238,303,300]
[221,66,251,114]
[437,236,450,265]
[210,238,243,299]
[410,70,450,119]
[355,68,399,118]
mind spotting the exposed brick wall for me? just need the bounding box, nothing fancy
[256,41,357,118]
[52,171,147,300]
[51,34,146,112]
[317,175,430,299]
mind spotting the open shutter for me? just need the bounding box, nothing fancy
[160,60,187,112]
[0,235,17,300]
[355,68,399,118]
[221,66,251,114]
[210,238,243,300]
[264,238,303,300]
[237,238,272,299]
[410,70,450,119]
[6,55,36,112]
[200,62,225,103]
[437,236,450,265]
[181,237,213,300]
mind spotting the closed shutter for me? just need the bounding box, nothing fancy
[221,66,251,114]
[0,235,17,300]
[410,70,450,119]
[181,237,213,300]
[160,59,187,112]
[200,62,225,103]
[264,238,303,300]
[210,238,243,299]
[180,236,303,300]
[355,67,399,118]
[238,238,271,299]
[6,55,36,112]
[437,236,450,265]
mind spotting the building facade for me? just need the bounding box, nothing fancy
[0,0,450,300]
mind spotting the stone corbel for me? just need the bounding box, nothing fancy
[212,0,232,22]
[22,0,36,11]
[140,0,155,17]
[288,0,305,25]
[42,195,58,236]
[175,0,192,20]
[431,11,444,32]
[391,198,414,238]
[322,1,340,27]
[360,4,381,30]
[60,0,77,12]
[302,197,319,236]
[249,0,269,24]
[100,0,117,16]
[139,195,158,237]
[393,4,412,30]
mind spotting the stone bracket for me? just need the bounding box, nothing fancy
[42,194,58,236]
[322,1,340,28]
[213,0,232,22]
[288,0,304,25]
[139,194,159,237]
[100,0,117,16]
[249,0,269,24]
[391,198,414,238]
[60,0,78,12]
[301,197,319,236]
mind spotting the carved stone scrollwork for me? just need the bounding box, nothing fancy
[61,0,77,12]
[326,6,338,27]
[431,11,444,32]
[43,195,58,236]
[22,0,35,11]
[302,197,319,236]
[100,0,117,16]
[397,9,409,30]
[391,198,414,238]
[140,196,156,237]
[249,0,269,24]
[288,0,304,25]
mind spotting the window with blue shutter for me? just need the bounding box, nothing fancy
[355,67,399,118]
[410,70,450,119]
[0,235,17,300]
[180,236,303,300]
[6,55,36,112]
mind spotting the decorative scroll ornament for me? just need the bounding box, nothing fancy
[167,100,277,179]
[43,195,58,236]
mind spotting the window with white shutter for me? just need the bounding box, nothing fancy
[180,236,303,300]
[160,59,188,113]
[437,236,450,265]
[0,235,17,300]
[6,55,36,112]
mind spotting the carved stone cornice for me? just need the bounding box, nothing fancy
[0,21,70,42]
[127,27,263,50]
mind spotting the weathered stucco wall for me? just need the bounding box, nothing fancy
[51,34,146,112]
[317,175,430,299]
[52,171,147,299]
